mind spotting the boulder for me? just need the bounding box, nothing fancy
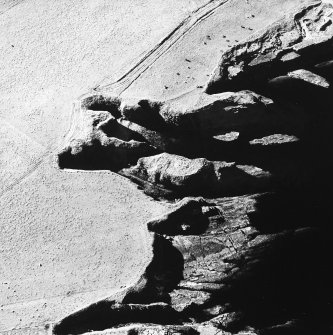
[147,197,212,235]
[121,153,270,196]
[159,90,275,136]
[287,69,330,88]
[249,134,299,146]
[118,118,183,152]
[122,153,217,193]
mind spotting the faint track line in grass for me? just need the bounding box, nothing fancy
[94,0,231,95]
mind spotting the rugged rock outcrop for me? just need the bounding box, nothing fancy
[58,109,157,171]
[159,90,276,136]
[55,1,333,334]
[53,194,333,335]
[205,0,333,94]
[121,153,270,197]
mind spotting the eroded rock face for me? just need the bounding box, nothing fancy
[158,90,275,136]
[58,109,157,171]
[205,1,333,93]
[116,89,305,138]
[55,1,333,334]
[53,193,333,335]
[121,153,270,196]
[287,69,330,88]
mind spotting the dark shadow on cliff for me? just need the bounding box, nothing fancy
[53,234,186,335]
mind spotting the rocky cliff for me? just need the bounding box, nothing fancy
[55,1,333,334]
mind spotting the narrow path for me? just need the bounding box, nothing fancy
[95,0,230,95]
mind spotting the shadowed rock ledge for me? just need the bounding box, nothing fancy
[54,2,333,334]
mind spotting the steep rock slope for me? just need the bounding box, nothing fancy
[54,1,333,335]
